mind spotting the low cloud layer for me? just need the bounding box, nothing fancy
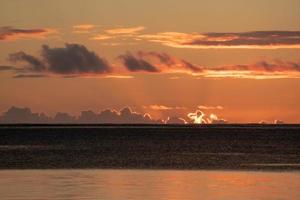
[0,106,226,124]
[0,106,161,124]
[0,106,288,124]
[0,26,56,41]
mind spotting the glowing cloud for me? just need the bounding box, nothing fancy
[198,105,224,110]
[105,26,145,35]
[145,105,186,111]
[140,31,300,49]
[187,110,227,124]
[73,24,96,33]
[187,110,207,124]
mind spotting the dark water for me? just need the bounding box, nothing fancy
[0,125,299,199]
[0,169,299,200]
[0,125,300,170]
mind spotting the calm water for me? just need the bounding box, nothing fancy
[0,170,299,200]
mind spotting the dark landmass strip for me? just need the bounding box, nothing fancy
[0,124,300,170]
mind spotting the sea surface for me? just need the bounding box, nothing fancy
[1,125,299,170]
[0,169,299,200]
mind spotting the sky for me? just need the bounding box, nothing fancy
[0,0,300,123]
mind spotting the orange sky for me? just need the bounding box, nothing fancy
[0,0,300,123]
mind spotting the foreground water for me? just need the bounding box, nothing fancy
[0,170,299,200]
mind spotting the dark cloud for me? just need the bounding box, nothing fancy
[9,51,45,71]
[0,26,54,41]
[186,31,300,47]
[118,52,160,72]
[6,43,112,76]
[210,60,300,72]
[137,51,202,72]
[0,66,15,71]
[0,106,50,123]
[42,44,112,74]
[0,106,162,124]
[13,74,48,78]
[53,112,76,123]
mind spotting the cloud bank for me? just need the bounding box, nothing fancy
[3,44,300,79]
[0,106,230,124]
[0,106,161,124]
[0,106,288,124]
[140,31,300,49]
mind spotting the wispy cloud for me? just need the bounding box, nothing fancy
[13,74,49,78]
[139,31,300,49]
[72,24,96,33]
[144,105,186,111]
[91,34,115,40]
[105,26,145,35]
[201,60,300,79]
[0,26,58,41]
[91,26,145,43]
[198,105,224,110]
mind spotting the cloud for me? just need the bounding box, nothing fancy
[13,74,48,78]
[4,46,300,79]
[91,34,115,41]
[137,51,202,72]
[140,31,300,49]
[187,110,207,124]
[118,51,300,78]
[105,26,145,35]
[202,60,300,79]
[7,43,112,75]
[0,106,51,123]
[73,24,96,33]
[0,26,57,41]
[0,106,161,124]
[145,105,186,111]
[207,114,227,124]
[118,52,160,72]
[187,110,228,124]
[91,26,145,42]
[166,117,187,124]
[53,112,76,123]
[0,66,15,71]
[118,51,202,73]
[198,105,224,110]
[9,51,45,71]
[41,44,112,74]
[259,119,285,124]
[274,119,285,124]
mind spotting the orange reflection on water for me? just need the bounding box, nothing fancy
[0,170,299,200]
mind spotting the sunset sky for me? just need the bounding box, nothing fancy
[0,0,300,123]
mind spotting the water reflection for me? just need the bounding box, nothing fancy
[0,170,299,200]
